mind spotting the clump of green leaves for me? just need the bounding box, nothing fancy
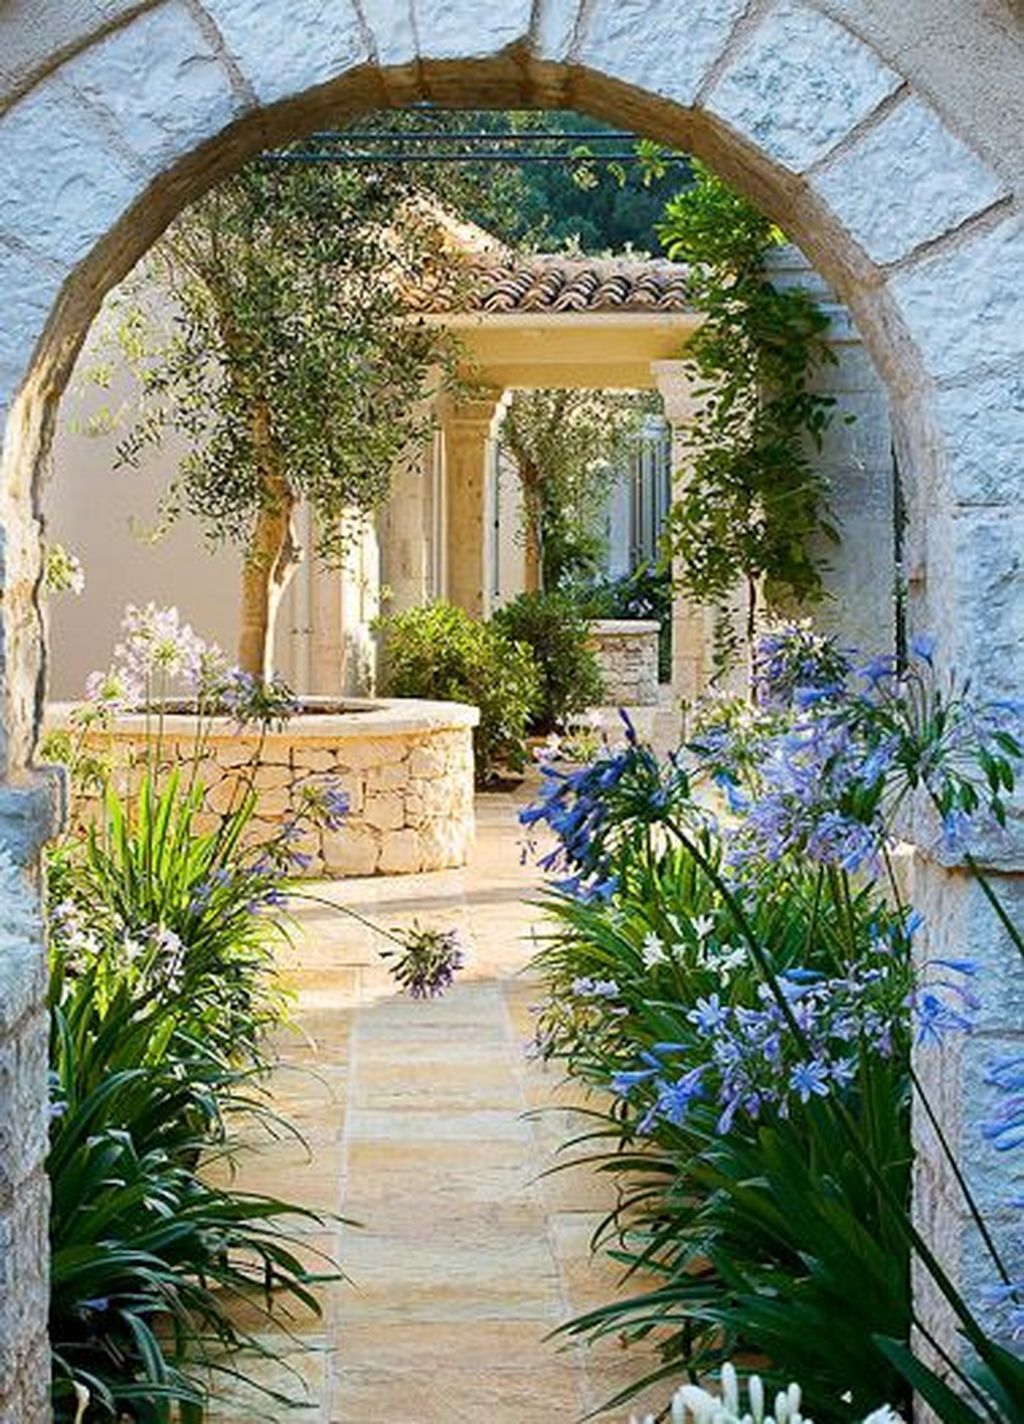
[492,590,604,733]
[103,161,462,679]
[658,162,842,671]
[47,779,335,1422]
[377,600,540,784]
[500,389,653,591]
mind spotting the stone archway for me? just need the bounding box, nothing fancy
[1,1,1022,1414]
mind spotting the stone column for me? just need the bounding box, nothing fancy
[441,390,504,619]
[0,770,63,1422]
[650,360,720,708]
[379,458,427,617]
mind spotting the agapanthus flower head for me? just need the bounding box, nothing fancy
[909,631,938,664]
[752,619,851,712]
[293,779,350,832]
[610,949,908,1137]
[113,603,207,690]
[381,924,468,999]
[640,932,668,968]
[85,665,144,712]
[222,669,299,728]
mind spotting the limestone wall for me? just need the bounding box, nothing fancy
[48,700,479,878]
[587,620,660,707]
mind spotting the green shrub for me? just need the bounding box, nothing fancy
[378,600,540,783]
[48,776,335,1420]
[524,725,915,1420]
[49,926,332,1422]
[48,770,286,1065]
[491,590,604,733]
[533,839,912,1421]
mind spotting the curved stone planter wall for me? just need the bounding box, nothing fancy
[587,620,661,706]
[46,698,479,878]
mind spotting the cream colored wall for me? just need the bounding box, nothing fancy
[45,363,244,699]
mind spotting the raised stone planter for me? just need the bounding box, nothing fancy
[586,619,661,706]
[46,698,479,878]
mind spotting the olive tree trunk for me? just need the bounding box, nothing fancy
[236,405,302,680]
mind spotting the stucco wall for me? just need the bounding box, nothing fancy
[47,362,242,699]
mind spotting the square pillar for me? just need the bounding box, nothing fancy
[441,390,504,619]
[650,360,727,708]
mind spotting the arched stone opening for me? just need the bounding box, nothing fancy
[1,1,1022,1413]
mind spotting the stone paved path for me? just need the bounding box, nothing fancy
[213,783,665,1423]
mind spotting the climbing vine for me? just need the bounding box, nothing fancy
[657,162,843,671]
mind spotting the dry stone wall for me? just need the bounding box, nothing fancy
[49,700,478,879]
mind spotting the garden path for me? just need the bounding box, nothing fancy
[212,769,669,1423]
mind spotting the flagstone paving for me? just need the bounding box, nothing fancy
[212,779,669,1423]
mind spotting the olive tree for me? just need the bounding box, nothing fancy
[500,389,650,592]
[111,161,458,679]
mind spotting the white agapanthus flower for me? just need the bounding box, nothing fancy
[629,1363,906,1424]
[641,932,667,968]
[692,913,715,942]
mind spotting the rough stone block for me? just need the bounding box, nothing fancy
[378,827,422,875]
[418,819,465,869]
[932,372,1024,507]
[363,792,405,833]
[0,245,65,386]
[292,747,338,774]
[958,1036,1024,1218]
[0,774,64,867]
[530,0,580,64]
[204,775,239,815]
[577,0,745,109]
[336,736,408,770]
[890,215,1024,383]
[61,1,244,176]
[705,0,901,173]
[322,824,379,877]
[0,1176,48,1394]
[253,763,293,792]
[0,1011,47,1200]
[0,80,142,266]
[0,940,44,1041]
[910,859,1024,1034]
[205,0,369,106]
[366,762,409,793]
[359,0,417,68]
[409,744,446,780]
[813,94,1005,265]
[254,784,293,818]
[415,0,533,59]
[935,508,1024,723]
[411,777,454,817]
[212,740,263,769]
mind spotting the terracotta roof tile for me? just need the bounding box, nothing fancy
[411,255,694,315]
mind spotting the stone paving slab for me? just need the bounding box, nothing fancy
[210,787,664,1421]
